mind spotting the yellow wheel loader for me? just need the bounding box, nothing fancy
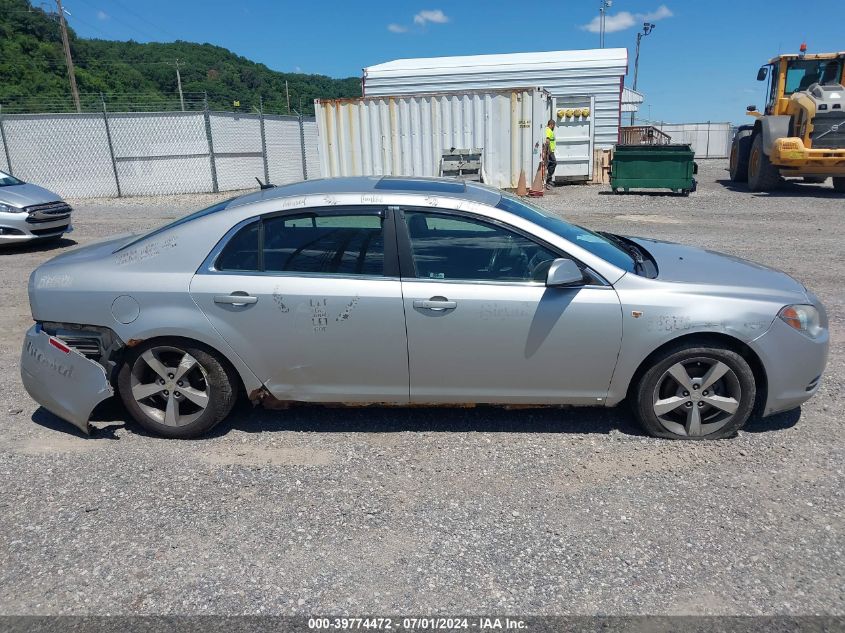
[729,47,845,192]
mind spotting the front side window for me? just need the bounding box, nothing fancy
[784,59,842,94]
[216,212,385,276]
[403,210,557,282]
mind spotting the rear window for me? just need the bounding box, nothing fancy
[114,196,238,253]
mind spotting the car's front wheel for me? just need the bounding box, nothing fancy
[633,343,756,440]
[118,339,237,438]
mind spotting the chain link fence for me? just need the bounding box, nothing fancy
[0,99,320,198]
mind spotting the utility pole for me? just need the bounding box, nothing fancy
[55,0,81,112]
[285,80,291,114]
[173,59,185,111]
[630,22,655,125]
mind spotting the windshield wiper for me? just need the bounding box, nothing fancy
[598,231,646,274]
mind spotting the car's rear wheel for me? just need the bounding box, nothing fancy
[633,344,756,440]
[118,339,237,438]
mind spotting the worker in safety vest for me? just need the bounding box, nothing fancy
[545,119,556,189]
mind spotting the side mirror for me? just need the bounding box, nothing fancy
[546,258,584,287]
[756,67,769,81]
[746,104,758,112]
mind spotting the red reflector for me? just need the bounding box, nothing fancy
[49,337,71,354]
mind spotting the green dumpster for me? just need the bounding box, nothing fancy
[610,144,698,195]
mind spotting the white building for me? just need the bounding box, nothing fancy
[362,48,628,181]
[621,88,644,114]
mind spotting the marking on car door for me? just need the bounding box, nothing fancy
[309,298,329,332]
[272,286,290,313]
[336,296,360,322]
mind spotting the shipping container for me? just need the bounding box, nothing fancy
[362,48,628,181]
[315,88,551,190]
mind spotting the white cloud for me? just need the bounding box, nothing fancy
[642,5,673,21]
[580,4,672,34]
[387,23,408,33]
[413,9,449,25]
[96,9,109,20]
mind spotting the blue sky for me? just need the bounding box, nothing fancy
[65,0,845,124]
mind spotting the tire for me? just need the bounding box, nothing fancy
[833,177,845,193]
[118,339,237,438]
[633,343,756,440]
[729,129,753,182]
[802,176,827,184]
[747,134,781,192]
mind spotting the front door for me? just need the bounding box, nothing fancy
[398,208,622,405]
[553,95,595,181]
[190,207,409,403]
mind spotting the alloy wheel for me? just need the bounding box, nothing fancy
[652,357,741,437]
[129,346,210,427]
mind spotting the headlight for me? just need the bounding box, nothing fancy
[0,203,25,213]
[778,304,823,338]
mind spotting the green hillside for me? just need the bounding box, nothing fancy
[0,0,361,114]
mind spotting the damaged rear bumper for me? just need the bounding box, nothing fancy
[20,324,113,434]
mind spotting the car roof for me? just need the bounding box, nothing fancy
[228,176,503,209]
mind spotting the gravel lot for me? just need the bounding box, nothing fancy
[0,160,842,615]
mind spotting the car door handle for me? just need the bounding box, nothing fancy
[214,293,258,306]
[413,297,457,311]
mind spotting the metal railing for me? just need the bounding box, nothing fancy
[619,125,672,146]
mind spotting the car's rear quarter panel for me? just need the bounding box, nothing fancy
[28,210,265,395]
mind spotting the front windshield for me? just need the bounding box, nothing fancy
[0,171,23,187]
[784,59,843,94]
[496,194,636,272]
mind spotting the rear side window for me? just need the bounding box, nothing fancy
[216,221,259,271]
[215,212,385,276]
[263,214,384,275]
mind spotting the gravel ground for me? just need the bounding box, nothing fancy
[0,160,842,615]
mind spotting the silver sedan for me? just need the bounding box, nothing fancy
[0,170,73,244]
[21,177,829,439]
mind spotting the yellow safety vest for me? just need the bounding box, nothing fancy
[546,127,556,153]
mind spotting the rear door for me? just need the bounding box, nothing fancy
[397,207,622,405]
[190,206,410,403]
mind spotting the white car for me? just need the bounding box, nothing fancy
[0,170,73,244]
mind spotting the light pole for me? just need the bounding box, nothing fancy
[630,22,655,125]
[598,0,613,48]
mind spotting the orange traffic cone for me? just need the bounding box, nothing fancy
[528,161,545,197]
[516,169,528,196]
